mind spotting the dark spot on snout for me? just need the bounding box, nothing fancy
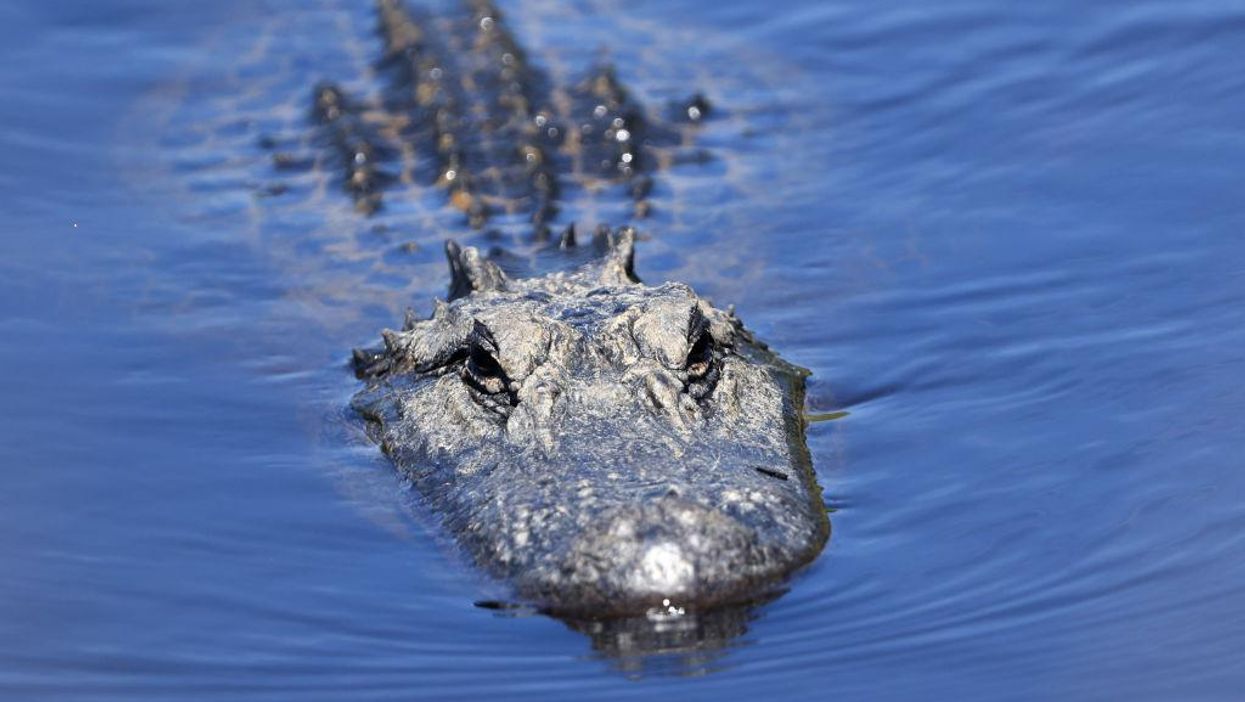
[754,466,788,481]
[473,599,526,611]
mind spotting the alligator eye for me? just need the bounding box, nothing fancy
[456,321,519,411]
[462,344,513,399]
[684,329,721,400]
[687,331,713,380]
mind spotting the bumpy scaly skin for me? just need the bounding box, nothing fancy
[353,230,828,617]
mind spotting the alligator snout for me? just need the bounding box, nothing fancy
[519,497,780,617]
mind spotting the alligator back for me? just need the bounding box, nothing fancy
[137,0,819,328]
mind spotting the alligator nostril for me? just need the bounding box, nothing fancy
[754,466,789,481]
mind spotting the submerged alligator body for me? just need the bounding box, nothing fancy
[313,0,829,618]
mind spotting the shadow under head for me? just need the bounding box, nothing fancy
[352,228,829,618]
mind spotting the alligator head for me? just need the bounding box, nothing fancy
[352,228,828,618]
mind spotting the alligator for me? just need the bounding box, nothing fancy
[353,227,829,617]
[296,0,828,620]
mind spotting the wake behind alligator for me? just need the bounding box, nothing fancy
[264,0,829,622]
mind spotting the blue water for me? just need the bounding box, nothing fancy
[3,0,1245,699]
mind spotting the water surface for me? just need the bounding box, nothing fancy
[2,0,1245,699]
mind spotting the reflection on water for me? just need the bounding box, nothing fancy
[477,599,763,678]
[567,603,758,677]
[3,0,1245,699]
